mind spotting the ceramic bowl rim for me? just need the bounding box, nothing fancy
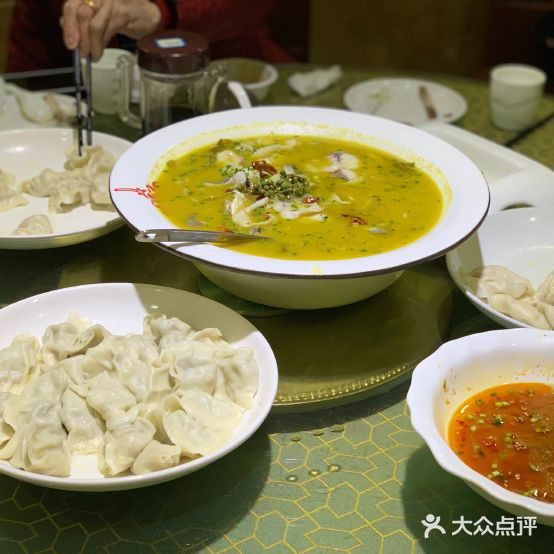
[110,106,490,278]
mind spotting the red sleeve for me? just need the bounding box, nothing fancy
[7,0,71,72]
[151,0,174,29]
[152,0,295,62]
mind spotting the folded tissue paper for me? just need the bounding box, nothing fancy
[288,65,343,98]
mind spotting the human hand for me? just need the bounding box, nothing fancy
[61,0,161,61]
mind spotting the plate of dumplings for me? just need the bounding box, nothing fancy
[446,207,554,330]
[0,282,278,490]
[0,128,132,249]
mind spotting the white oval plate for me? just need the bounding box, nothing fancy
[0,283,278,491]
[343,78,467,126]
[0,128,132,249]
[110,106,489,278]
[446,206,554,328]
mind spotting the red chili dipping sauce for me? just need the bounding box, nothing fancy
[448,383,554,503]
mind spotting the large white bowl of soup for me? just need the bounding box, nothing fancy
[110,106,490,309]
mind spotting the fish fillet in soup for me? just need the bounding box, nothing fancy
[153,135,444,260]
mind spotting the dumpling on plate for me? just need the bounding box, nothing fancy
[0,169,15,187]
[468,265,533,301]
[0,181,28,213]
[489,293,551,330]
[47,176,91,213]
[13,214,53,235]
[131,440,181,475]
[534,270,554,305]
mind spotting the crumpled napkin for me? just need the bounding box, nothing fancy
[288,65,343,98]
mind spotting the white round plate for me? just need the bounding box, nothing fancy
[343,78,467,126]
[0,283,278,491]
[446,206,554,328]
[0,93,79,131]
[110,106,489,278]
[0,128,132,249]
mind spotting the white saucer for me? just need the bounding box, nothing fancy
[343,78,467,126]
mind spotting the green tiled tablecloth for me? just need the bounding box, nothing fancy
[0,64,553,553]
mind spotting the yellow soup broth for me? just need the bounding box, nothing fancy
[153,135,443,260]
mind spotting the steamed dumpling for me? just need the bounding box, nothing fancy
[131,440,181,474]
[60,387,104,454]
[534,270,554,305]
[214,347,258,409]
[537,300,554,329]
[0,181,28,213]
[0,368,70,476]
[0,334,41,394]
[163,410,231,457]
[178,390,244,433]
[166,341,218,396]
[143,313,191,346]
[468,265,533,301]
[101,417,155,475]
[489,294,551,330]
[13,214,53,235]
[41,313,108,364]
[0,169,15,187]
[86,372,137,430]
[0,392,15,445]
[47,176,91,213]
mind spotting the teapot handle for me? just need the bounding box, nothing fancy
[207,77,252,112]
[117,54,142,129]
[227,81,252,108]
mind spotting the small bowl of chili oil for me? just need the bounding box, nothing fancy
[407,328,554,526]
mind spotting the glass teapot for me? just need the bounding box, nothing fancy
[118,30,251,134]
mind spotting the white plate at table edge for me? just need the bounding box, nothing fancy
[343,78,468,126]
[0,93,81,131]
[0,282,279,491]
[0,128,131,250]
[446,207,554,330]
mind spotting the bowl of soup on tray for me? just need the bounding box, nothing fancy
[110,106,489,309]
[407,328,554,526]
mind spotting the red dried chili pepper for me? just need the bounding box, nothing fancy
[251,160,277,176]
[341,214,368,225]
[302,195,320,204]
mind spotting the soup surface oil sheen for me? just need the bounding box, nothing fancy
[154,135,443,260]
[449,382,554,504]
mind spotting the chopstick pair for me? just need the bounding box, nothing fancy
[72,48,93,156]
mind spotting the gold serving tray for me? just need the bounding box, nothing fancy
[199,260,453,412]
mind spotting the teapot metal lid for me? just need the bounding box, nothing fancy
[137,30,210,74]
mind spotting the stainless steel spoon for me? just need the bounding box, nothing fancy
[135,229,270,243]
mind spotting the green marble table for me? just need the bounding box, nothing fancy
[0,64,554,553]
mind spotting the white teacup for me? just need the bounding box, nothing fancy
[490,63,547,131]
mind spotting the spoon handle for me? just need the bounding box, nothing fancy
[135,229,269,243]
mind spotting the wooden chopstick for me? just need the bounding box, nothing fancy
[72,48,83,156]
[84,55,93,146]
[419,85,438,119]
